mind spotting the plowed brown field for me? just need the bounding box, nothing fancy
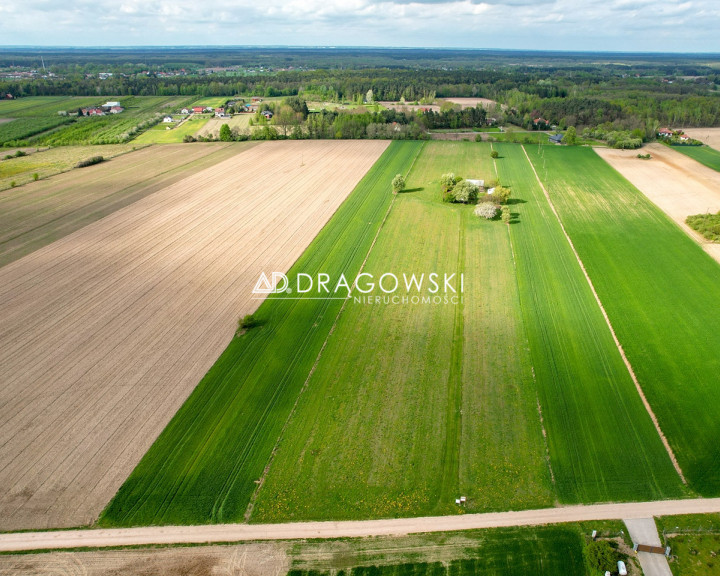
[0,139,389,531]
[0,143,247,268]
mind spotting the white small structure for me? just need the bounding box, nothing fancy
[163,116,173,123]
[617,560,627,576]
[466,179,484,188]
[487,187,496,195]
[181,108,190,114]
[103,101,121,108]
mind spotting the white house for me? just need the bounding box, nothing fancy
[163,116,173,123]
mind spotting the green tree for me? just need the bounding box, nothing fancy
[584,540,622,575]
[490,150,499,159]
[392,174,405,194]
[493,185,511,204]
[440,172,456,192]
[562,126,578,145]
[219,123,233,142]
[501,205,511,224]
[453,180,479,204]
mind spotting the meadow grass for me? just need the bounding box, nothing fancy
[250,142,553,523]
[99,141,424,526]
[496,142,685,504]
[526,144,720,496]
[131,116,211,144]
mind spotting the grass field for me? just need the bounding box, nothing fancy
[670,144,720,173]
[657,514,720,576]
[287,526,586,576]
[496,142,685,504]
[525,144,720,496]
[99,141,416,527]
[251,142,553,523]
[131,116,211,144]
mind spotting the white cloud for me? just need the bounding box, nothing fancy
[0,0,718,51]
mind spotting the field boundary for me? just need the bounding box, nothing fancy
[520,145,687,485]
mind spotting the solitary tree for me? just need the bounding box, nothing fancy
[490,150,499,159]
[392,174,406,194]
[219,123,233,142]
[562,126,578,146]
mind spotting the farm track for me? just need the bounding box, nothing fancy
[0,140,389,531]
[520,145,687,484]
[2,497,720,553]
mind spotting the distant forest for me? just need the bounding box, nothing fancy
[2,47,720,130]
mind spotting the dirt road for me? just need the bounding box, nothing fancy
[2,498,720,553]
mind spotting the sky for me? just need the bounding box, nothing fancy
[2,0,719,53]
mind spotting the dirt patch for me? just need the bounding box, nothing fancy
[443,97,497,109]
[595,143,720,265]
[379,101,440,112]
[0,542,288,576]
[0,140,389,531]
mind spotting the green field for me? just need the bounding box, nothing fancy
[0,96,195,145]
[287,525,586,576]
[671,144,720,172]
[0,96,101,118]
[496,142,684,504]
[525,144,720,496]
[100,141,424,526]
[252,142,553,522]
[131,116,211,144]
[0,117,73,145]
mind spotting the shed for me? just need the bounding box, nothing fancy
[549,133,563,144]
[466,179,484,188]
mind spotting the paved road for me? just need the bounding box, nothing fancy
[624,518,673,576]
[2,498,720,553]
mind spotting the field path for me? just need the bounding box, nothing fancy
[0,140,389,531]
[1,498,720,552]
[521,145,687,484]
[595,143,720,265]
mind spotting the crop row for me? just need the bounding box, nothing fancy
[527,145,720,496]
[497,142,685,503]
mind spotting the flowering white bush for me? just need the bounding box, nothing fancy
[474,203,498,219]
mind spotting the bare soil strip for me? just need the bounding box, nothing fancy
[2,498,719,553]
[595,143,720,265]
[521,145,687,484]
[0,140,389,531]
[0,143,245,268]
[682,127,720,151]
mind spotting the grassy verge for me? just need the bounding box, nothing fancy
[99,141,424,526]
[496,142,685,504]
[526,144,720,496]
